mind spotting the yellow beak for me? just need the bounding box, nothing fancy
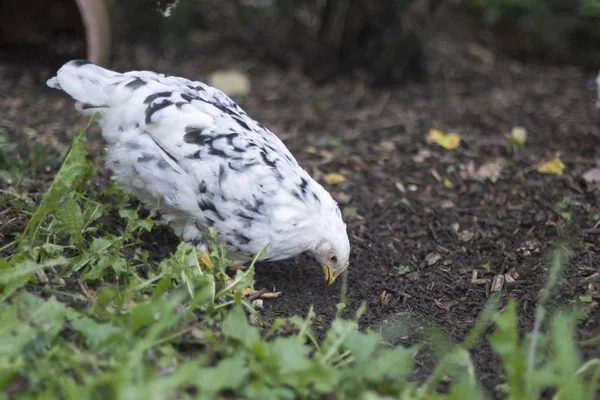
[324,265,338,285]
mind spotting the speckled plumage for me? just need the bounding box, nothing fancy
[48,60,350,280]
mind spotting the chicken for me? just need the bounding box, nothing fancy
[47,60,350,287]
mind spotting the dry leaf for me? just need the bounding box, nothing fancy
[473,158,507,183]
[428,128,461,150]
[324,173,346,185]
[537,156,565,175]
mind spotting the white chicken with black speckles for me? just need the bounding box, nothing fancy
[47,60,350,286]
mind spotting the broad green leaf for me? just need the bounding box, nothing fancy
[365,345,417,383]
[55,198,85,247]
[222,305,260,346]
[489,300,527,399]
[0,257,68,301]
[343,330,379,363]
[0,293,67,358]
[196,355,248,394]
[18,293,68,341]
[551,313,585,400]
[69,315,126,352]
[119,209,153,238]
[24,118,95,240]
[308,361,339,393]
[82,251,127,281]
[129,302,157,333]
[76,236,122,277]
[0,304,36,356]
[271,337,311,375]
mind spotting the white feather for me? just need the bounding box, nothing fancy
[47,60,350,269]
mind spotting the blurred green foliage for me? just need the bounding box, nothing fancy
[469,0,600,25]
[1,115,599,399]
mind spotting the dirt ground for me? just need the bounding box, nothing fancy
[1,11,600,396]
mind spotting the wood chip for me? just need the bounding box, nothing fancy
[584,272,600,282]
[380,290,391,306]
[471,270,488,285]
[405,271,421,281]
[434,299,450,312]
[78,279,95,298]
[491,274,505,292]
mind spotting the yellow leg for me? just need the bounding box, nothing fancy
[198,251,212,270]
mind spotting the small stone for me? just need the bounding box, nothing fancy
[35,270,49,283]
[425,252,442,267]
[191,328,205,340]
[252,299,264,309]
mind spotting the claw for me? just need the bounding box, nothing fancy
[215,272,232,281]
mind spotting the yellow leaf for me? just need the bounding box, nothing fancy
[537,156,565,175]
[324,173,346,185]
[428,128,461,150]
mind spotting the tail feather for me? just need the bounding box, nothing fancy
[47,59,121,112]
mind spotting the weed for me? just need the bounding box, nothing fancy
[0,117,598,399]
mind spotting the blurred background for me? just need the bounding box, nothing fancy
[2,0,600,85]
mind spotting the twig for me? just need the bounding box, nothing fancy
[247,288,268,301]
[582,228,600,235]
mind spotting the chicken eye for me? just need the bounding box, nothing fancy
[329,255,338,263]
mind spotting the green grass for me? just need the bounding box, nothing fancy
[1,118,599,399]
